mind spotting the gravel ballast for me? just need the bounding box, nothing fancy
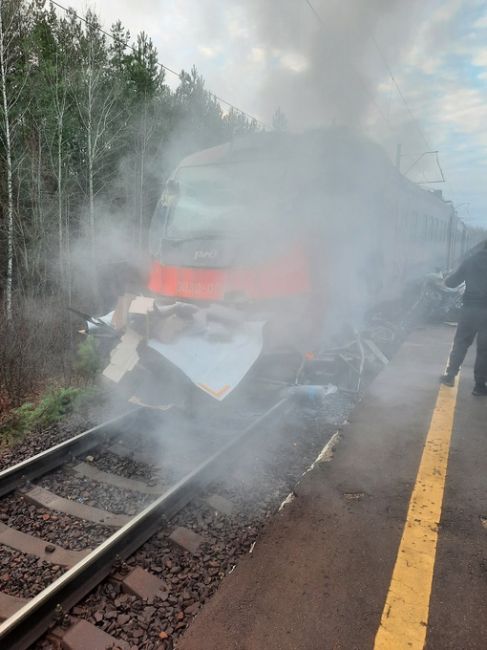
[32,392,354,649]
[0,387,356,650]
[0,545,64,599]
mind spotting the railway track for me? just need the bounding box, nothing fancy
[0,399,288,649]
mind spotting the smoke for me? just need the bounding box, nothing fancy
[49,2,467,514]
[63,3,450,386]
[62,1,452,347]
[199,0,422,130]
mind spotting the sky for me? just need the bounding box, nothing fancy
[58,0,487,228]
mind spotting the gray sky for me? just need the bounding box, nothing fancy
[60,0,487,228]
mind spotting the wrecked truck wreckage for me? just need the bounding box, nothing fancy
[81,129,468,409]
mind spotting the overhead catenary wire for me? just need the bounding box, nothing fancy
[49,0,268,130]
[303,0,451,188]
[371,41,453,191]
[302,0,395,134]
[368,33,431,151]
[368,36,458,194]
[311,0,432,150]
[367,30,461,198]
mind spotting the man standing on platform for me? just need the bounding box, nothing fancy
[441,240,487,395]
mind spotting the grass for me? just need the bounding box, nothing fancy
[0,385,99,447]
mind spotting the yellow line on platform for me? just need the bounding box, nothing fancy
[374,381,459,650]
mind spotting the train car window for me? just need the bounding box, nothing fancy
[412,213,419,241]
[397,205,405,235]
[409,213,415,240]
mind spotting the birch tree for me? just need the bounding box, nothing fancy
[75,12,125,300]
[0,0,27,318]
[44,11,74,299]
[0,3,257,316]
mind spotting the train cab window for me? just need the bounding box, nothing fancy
[164,162,289,238]
[149,198,167,257]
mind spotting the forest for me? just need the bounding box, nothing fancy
[0,0,260,413]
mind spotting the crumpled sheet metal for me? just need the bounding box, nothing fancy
[147,320,265,401]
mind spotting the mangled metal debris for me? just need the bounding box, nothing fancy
[298,322,394,394]
[98,294,265,403]
[79,267,456,406]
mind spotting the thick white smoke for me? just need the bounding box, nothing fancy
[200,0,422,129]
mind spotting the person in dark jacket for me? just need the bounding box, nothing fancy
[441,240,487,395]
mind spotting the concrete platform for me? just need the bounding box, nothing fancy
[177,325,487,650]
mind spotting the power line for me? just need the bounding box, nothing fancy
[308,0,431,150]
[49,0,268,129]
[303,0,324,24]
[302,0,395,134]
[303,0,453,189]
[369,34,457,192]
[368,34,431,150]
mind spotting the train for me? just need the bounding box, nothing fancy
[100,128,479,405]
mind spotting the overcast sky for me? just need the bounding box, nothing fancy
[59,0,487,227]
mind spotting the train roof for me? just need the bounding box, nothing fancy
[179,129,389,167]
[177,128,455,215]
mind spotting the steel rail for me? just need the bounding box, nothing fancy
[0,398,288,649]
[0,408,142,498]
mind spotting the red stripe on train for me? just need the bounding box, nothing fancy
[148,245,311,301]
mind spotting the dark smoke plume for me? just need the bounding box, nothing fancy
[225,0,421,128]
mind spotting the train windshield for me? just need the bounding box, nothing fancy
[164,163,285,238]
